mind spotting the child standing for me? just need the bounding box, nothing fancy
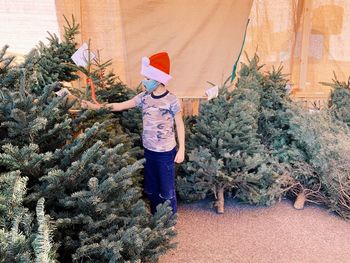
[82,52,185,215]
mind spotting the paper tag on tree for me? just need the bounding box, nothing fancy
[285,84,292,94]
[71,43,96,67]
[55,87,71,97]
[205,85,219,100]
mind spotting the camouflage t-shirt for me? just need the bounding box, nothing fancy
[133,90,181,152]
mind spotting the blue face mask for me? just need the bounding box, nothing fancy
[142,79,160,93]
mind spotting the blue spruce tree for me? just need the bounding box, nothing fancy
[0,30,176,262]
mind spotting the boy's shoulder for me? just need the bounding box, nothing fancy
[167,91,179,100]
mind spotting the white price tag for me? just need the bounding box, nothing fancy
[205,85,219,100]
[55,87,71,97]
[285,84,292,94]
[71,43,96,67]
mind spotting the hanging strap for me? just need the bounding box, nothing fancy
[231,18,250,83]
[87,77,99,104]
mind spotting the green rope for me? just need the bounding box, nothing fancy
[231,18,250,83]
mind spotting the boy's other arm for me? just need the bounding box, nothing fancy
[174,111,185,163]
[81,98,137,111]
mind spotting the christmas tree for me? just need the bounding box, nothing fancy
[322,73,350,127]
[256,63,350,215]
[0,20,176,262]
[0,45,18,89]
[68,60,143,154]
[178,55,292,213]
[0,16,79,95]
[257,65,293,157]
[257,66,326,209]
[0,76,176,262]
[286,109,350,219]
[21,15,79,94]
[62,39,144,150]
[0,171,57,262]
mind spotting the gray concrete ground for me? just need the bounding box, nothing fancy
[159,199,350,263]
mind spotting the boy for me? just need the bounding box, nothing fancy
[81,52,185,215]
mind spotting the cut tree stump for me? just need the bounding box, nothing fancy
[294,192,306,210]
[217,187,225,214]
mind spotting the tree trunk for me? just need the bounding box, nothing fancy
[294,192,306,210]
[217,187,225,214]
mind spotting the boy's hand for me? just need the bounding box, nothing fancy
[174,147,185,163]
[81,100,101,110]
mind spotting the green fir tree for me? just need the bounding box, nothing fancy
[11,15,79,95]
[0,39,176,262]
[0,171,57,262]
[178,55,292,213]
[257,65,325,209]
[0,45,18,89]
[322,73,350,127]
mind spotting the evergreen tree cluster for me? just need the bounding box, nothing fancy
[178,55,293,213]
[0,17,175,262]
[258,67,350,217]
[179,54,350,220]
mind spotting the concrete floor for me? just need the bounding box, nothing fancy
[159,199,350,263]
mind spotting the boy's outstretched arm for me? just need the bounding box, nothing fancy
[81,98,136,111]
[174,111,185,164]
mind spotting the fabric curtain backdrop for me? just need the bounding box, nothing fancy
[243,0,350,97]
[3,0,350,98]
[118,0,253,97]
[2,0,253,97]
[55,0,252,97]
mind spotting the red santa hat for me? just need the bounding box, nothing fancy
[141,52,172,85]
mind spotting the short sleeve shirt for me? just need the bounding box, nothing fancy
[133,90,181,152]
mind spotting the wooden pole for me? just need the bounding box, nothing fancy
[299,0,313,91]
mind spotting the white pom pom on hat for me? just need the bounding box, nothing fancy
[141,52,172,85]
[142,57,150,66]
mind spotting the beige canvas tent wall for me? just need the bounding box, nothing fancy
[1,0,350,107]
[244,0,350,108]
[55,0,253,98]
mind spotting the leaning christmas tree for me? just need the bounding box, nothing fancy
[322,73,350,127]
[248,60,350,219]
